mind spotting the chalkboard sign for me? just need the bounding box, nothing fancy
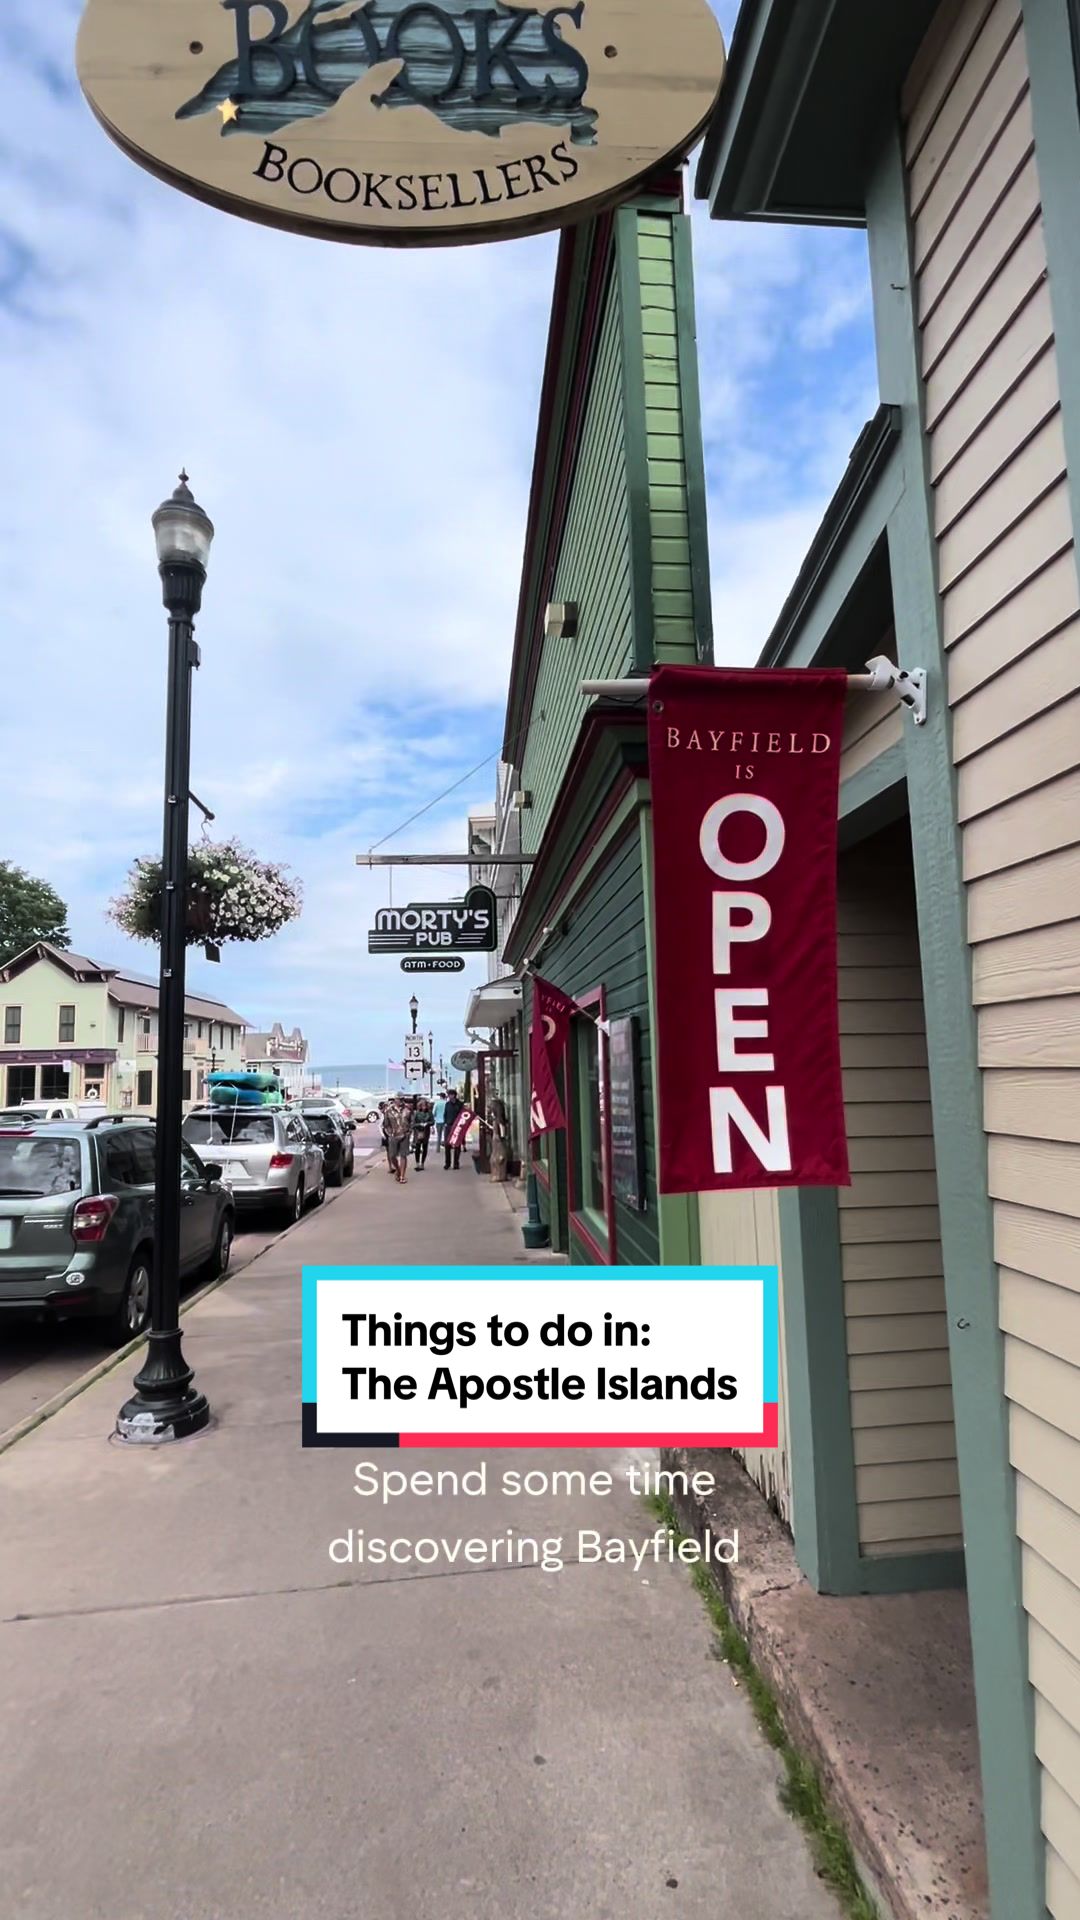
[608,1017,646,1213]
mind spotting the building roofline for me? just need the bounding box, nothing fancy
[757,403,901,668]
[695,0,939,224]
[501,173,683,767]
[0,941,116,986]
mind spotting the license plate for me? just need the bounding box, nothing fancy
[0,1221,12,1249]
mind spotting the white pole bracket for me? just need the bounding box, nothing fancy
[862,656,928,726]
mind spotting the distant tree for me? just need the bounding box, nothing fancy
[0,861,71,967]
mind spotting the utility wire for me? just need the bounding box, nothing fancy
[366,679,643,857]
[366,693,543,857]
[367,747,501,855]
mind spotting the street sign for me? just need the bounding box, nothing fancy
[368,885,497,956]
[404,1037,424,1059]
[76,2,727,251]
[401,957,465,974]
[451,1049,479,1072]
[405,1060,425,1081]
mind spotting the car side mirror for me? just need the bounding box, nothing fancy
[348,1120,356,1131]
[202,1162,223,1182]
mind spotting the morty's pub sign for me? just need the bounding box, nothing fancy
[76,1,726,246]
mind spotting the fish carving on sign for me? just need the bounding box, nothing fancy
[76,0,726,246]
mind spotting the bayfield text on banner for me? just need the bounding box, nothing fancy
[647,666,850,1194]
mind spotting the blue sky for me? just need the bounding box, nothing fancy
[0,0,879,1067]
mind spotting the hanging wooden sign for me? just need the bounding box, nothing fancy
[368,884,497,954]
[75,1,726,248]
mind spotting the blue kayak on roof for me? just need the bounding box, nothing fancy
[206,1071,284,1107]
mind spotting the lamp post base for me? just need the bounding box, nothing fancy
[115,1330,210,1443]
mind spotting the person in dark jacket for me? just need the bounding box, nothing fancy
[412,1098,433,1170]
[442,1091,465,1170]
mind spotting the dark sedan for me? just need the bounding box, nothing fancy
[298,1107,355,1186]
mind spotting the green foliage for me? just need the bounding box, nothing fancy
[646,1493,879,1920]
[0,861,71,967]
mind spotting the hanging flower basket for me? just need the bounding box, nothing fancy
[108,839,302,947]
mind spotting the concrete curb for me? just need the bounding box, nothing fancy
[662,1447,980,1920]
[0,1176,367,1458]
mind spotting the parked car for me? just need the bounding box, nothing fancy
[182,1106,325,1220]
[317,1089,382,1124]
[0,1115,234,1342]
[0,1100,108,1124]
[298,1106,355,1185]
[303,1093,360,1125]
[297,1095,356,1132]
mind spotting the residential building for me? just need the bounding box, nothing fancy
[0,941,247,1113]
[242,1022,309,1100]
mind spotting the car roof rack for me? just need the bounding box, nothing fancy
[83,1113,152,1128]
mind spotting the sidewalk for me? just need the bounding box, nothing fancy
[1,1161,842,1920]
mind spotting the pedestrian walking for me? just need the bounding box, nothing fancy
[389,1097,413,1184]
[412,1097,433,1170]
[443,1090,466,1170]
[433,1090,447,1151]
[378,1101,395,1175]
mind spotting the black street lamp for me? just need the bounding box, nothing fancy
[117,474,213,1444]
[409,994,419,1035]
[427,1029,434,1095]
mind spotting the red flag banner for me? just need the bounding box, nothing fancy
[647,665,850,1194]
[529,975,578,1139]
[448,1106,474,1150]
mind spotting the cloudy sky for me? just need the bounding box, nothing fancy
[0,0,878,1070]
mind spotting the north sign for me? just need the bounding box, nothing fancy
[368,884,497,955]
[75,1,726,248]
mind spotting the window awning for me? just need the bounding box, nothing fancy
[465,976,523,1031]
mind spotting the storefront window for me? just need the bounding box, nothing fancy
[573,1016,607,1229]
[40,1067,70,1099]
[6,1065,35,1104]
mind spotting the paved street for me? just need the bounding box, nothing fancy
[0,1155,839,1920]
[0,1127,382,1443]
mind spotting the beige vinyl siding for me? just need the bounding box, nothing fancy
[698,1186,792,1525]
[840,690,904,782]
[836,832,960,1557]
[905,0,1080,1905]
[840,629,903,781]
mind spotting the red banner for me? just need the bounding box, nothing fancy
[529,975,578,1138]
[647,666,850,1194]
[448,1106,474,1150]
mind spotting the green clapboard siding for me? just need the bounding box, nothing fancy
[521,266,633,848]
[640,216,692,662]
[535,829,659,1266]
[519,202,711,851]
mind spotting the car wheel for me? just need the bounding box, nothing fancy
[330,1157,344,1187]
[290,1180,304,1224]
[312,1168,327,1207]
[107,1254,152,1346]
[344,1151,354,1180]
[208,1214,233,1279]
[366,1110,379,1125]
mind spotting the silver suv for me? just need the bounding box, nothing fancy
[181,1107,325,1221]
